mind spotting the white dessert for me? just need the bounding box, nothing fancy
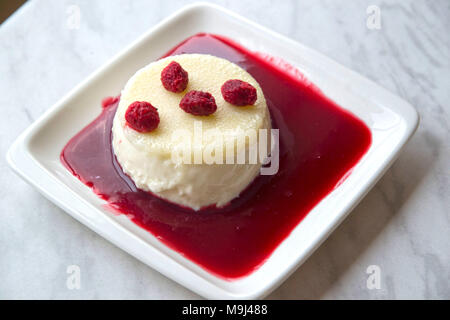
[112,54,271,210]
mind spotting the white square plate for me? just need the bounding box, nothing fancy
[7,3,418,299]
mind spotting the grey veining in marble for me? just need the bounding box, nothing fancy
[0,0,449,299]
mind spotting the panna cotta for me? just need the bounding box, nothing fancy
[112,54,271,210]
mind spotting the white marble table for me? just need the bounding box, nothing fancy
[1,0,448,299]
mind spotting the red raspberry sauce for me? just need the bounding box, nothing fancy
[61,33,371,279]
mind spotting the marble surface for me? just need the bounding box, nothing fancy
[0,0,449,299]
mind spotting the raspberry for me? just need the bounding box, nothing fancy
[221,79,257,106]
[179,90,217,116]
[125,101,160,133]
[161,61,189,93]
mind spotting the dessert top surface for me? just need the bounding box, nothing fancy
[114,54,270,154]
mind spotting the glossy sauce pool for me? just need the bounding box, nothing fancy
[61,33,372,279]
